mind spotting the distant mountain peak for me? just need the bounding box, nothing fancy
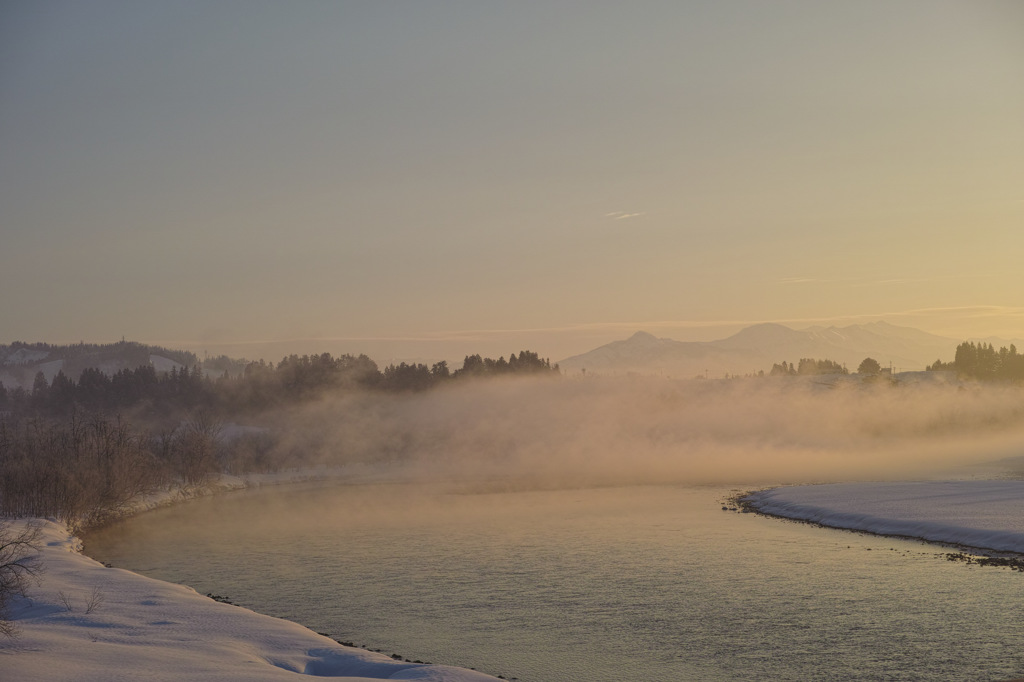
[558,320,965,376]
[719,323,806,347]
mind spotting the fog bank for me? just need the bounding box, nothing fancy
[260,376,1024,488]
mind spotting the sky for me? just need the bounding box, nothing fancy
[2,1,1023,364]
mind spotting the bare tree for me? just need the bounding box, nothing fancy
[175,412,223,486]
[0,414,170,526]
[56,586,105,615]
[0,521,43,637]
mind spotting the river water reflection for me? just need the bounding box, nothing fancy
[84,482,1024,681]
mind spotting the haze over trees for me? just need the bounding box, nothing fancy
[0,350,559,421]
[0,341,197,388]
[770,358,848,376]
[0,348,560,527]
[858,358,882,375]
[1,333,1021,534]
[928,342,1024,382]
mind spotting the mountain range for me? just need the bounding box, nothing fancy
[556,322,1020,378]
[3,323,1021,388]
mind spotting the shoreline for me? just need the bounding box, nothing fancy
[71,464,392,534]
[13,478,1024,679]
[4,469,505,682]
[739,481,1024,561]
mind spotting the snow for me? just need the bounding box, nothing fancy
[1,518,503,681]
[20,475,1024,679]
[0,359,64,389]
[746,480,1024,553]
[149,354,183,374]
[2,471,502,681]
[36,358,65,383]
[1,348,50,365]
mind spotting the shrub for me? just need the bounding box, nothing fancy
[0,521,43,638]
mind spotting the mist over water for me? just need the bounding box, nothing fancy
[87,482,1024,682]
[262,375,1024,489]
[82,375,1024,681]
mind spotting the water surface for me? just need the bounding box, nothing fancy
[85,483,1024,681]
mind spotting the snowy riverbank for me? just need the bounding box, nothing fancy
[11,476,1024,680]
[1,471,503,681]
[745,480,1024,554]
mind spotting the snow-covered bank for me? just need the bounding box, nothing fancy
[746,480,1024,553]
[1,518,502,681]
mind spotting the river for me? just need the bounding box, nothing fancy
[83,482,1024,681]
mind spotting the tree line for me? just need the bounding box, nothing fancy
[0,348,559,530]
[769,343,1024,383]
[928,341,1024,381]
[0,341,198,387]
[0,350,559,421]
[769,358,849,376]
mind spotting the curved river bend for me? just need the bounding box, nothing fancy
[85,483,1024,682]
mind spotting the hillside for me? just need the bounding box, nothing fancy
[0,341,198,390]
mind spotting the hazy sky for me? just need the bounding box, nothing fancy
[3,1,1023,363]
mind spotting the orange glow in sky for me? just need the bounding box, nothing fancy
[2,2,1022,362]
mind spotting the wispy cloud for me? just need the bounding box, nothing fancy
[780,273,998,287]
[605,211,646,220]
[853,277,930,287]
[777,277,823,284]
[898,305,1024,321]
[853,274,997,288]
